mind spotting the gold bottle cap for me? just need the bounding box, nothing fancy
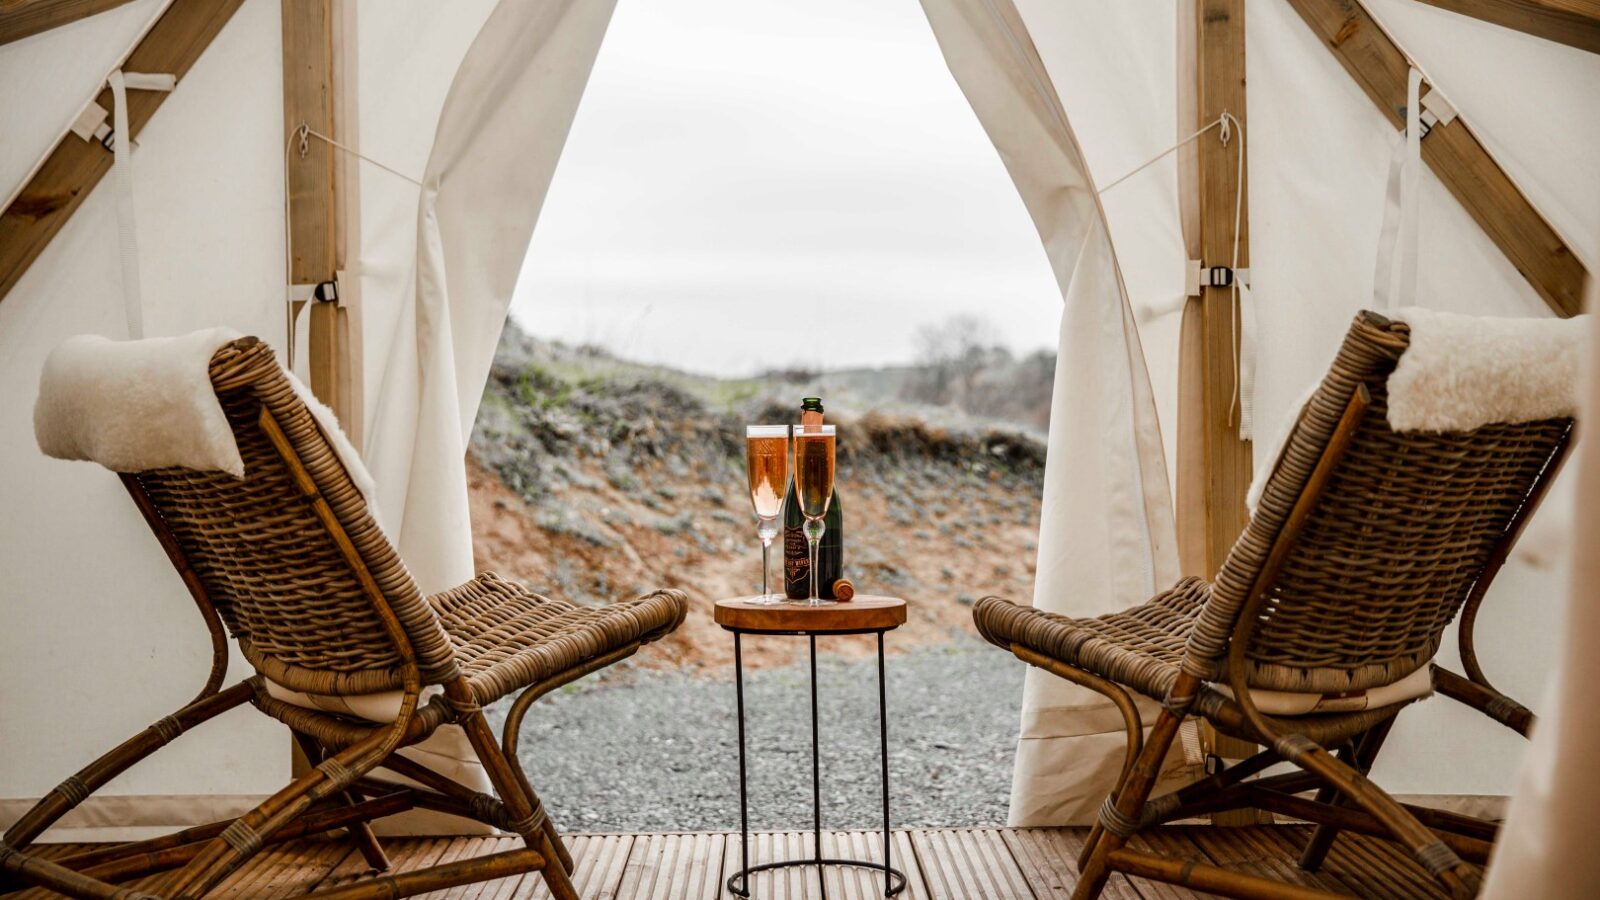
[831,578,855,601]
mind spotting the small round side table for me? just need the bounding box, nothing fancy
[714,595,909,898]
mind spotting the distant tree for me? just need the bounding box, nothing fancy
[908,314,1007,409]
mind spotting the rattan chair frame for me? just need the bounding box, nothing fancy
[0,337,687,900]
[974,312,1573,900]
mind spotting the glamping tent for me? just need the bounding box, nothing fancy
[1,0,1596,892]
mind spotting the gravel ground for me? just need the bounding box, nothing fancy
[486,638,1023,832]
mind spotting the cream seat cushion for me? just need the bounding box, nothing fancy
[262,680,497,836]
[1217,664,1435,717]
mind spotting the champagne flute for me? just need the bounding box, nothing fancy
[792,424,836,606]
[745,425,790,604]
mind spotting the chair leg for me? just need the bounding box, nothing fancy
[294,732,390,873]
[453,706,580,900]
[1299,718,1395,873]
[1072,707,1188,900]
[167,722,396,898]
[501,679,586,875]
[1288,735,1479,898]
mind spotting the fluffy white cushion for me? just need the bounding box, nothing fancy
[35,329,246,476]
[34,331,379,516]
[1387,307,1585,433]
[1248,309,1585,513]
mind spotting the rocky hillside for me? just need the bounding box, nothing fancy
[467,324,1050,671]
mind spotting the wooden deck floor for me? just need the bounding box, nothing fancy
[19,826,1468,898]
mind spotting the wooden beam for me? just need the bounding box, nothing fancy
[1288,0,1588,317]
[0,0,245,303]
[1414,0,1600,55]
[1192,0,1267,824]
[281,0,343,420]
[0,0,134,45]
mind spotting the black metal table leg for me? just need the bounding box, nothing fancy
[735,632,750,898]
[878,631,892,893]
[810,633,823,885]
[724,627,907,899]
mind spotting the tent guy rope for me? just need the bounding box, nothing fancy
[281,123,423,368]
[1097,111,1253,438]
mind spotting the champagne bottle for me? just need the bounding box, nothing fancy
[783,397,844,599]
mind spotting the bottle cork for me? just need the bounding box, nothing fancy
[831,578,855,601]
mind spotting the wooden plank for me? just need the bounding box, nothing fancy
[280,0,346,421]
[445,836,523,900]
[0,0,245,303]
[313,836,452,892]
[609,832,724,900]
[1310,828,1462,898]
[413,836,493,900]
[1286,0,1588,317]
[1414,0,1600,54]
[909,828,1035,900]
[1000,828,1154,900]
[820,830,908,900]
[1127,828,1223,899]
[892,829,933,900]
[0,0,134,45]
[1184,826,1355,897]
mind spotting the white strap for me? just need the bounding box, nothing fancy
[106,70,174,339]
[1373,67,1424,310]
[1237,275,1258,441]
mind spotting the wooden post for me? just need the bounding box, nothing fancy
[1188,0,1266,824]
[281,0,349,774]
[281,0,354,432]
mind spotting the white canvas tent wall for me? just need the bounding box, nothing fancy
[0,0,1594,846]
[0,0,518,838]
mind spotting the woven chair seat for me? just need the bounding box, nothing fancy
[973,580,1418,747]
[974,578,1205,704]
[433,572,688,706]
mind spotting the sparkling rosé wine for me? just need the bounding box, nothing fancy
[745,435,788,519]
[793,432,835,519]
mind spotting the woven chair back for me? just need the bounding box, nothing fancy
[128,338,458,695]
[1191,312,1571,694]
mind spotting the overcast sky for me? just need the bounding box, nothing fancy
[507,0,1063,377]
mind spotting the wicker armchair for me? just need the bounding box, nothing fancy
[0,337,687,900]
[974,312,1572,899]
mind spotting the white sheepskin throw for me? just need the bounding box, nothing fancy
[284,370,379,509]
[1386,307,1585,433]
[35,329,247,476]
[34,331,379,517]
[1247,309,1584,514]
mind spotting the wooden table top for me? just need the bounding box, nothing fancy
[713,595,907,634]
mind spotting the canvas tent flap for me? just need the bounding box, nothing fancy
[918,0,1186,825]
[363,0,617,596]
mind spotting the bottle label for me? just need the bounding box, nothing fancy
[784,525,809,590]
